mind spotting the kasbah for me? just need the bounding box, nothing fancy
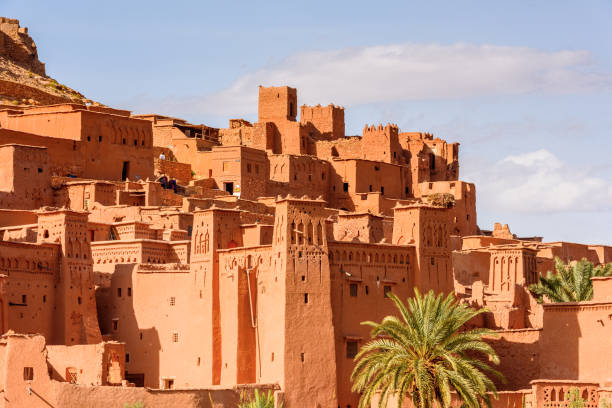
[0,15,609,408]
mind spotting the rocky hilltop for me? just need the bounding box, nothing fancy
[0,17,96,106]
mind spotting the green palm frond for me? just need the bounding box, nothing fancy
[238,389,282,408]
[529,257,612,303]
[352,289,503,408]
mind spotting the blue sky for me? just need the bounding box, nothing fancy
[5,0,612,244]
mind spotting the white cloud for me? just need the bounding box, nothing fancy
[464,149,612,214]
[146,42,612,118]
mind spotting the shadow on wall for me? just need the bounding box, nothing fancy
[539,305,581,381]
[95,264,161,388]
[484,330,542,390]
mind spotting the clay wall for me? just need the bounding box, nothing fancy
[154,158,192,185]
[219,121,274,151]
[0,128,153,181]
[300,104,345,140]
[37,210,102,345]
[539,299,612,385]
[46,341,125,386]
[258,86,297,122]
[452,249,490,288]
[0,144,53,209]
[95,263,209,388]
[0,209,37,227]
[461,235,520,250]
[588,245,612,264]
[113,221,158,240]
[0,107,154,181]
[0,224,37,243]
[0,240,59,339]
[59,181,117,211]
[328,241,415,406]
[372,390,531,408]
[91,239,190,266]
[240,224,274,247]
[51,382,280,408]
[195,146,269,201]
[485,329,541,390]
[272,120,309,155]
[216,246,273,385]
[418,180,478,236]
[263,198,337,407]
[267,154,330,200]
[329,159,410,213]
[361,124,403,164]
[332,213,386,244]
[0,334,56,408]
[392,205,454,294]
[0,332,277,408]
[536,242,608,265]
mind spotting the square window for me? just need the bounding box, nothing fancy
[346,341,358,359]
[349,283,358,297]
[125,353,130,363]
[117,288,122,297]
[127,287,132,297]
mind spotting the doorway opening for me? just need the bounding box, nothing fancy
[121,161,130,181]
[224,182,234,195]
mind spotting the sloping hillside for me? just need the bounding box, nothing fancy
[0,17,96,107]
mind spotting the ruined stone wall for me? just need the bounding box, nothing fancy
[0,79,71,104]
[0,18,45,75]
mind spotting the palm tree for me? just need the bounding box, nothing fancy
[528,257,612,303]
[351,289,503,408]
[238,389,282,408]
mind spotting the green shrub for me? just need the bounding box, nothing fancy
[239,389,282,408]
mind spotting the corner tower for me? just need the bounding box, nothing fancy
[37,208,101,345]
[258,196,337,407]
[392,204,453,294]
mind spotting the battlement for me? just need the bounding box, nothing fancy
[360,123,402,164]
[362,123,399,137]
[300,104,345,140]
